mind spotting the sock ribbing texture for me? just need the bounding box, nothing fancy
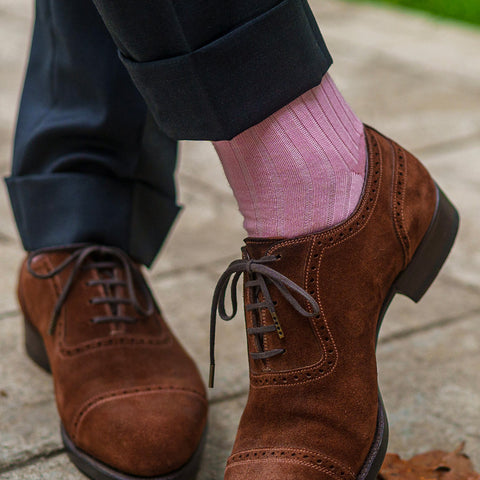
[213,73,367,238]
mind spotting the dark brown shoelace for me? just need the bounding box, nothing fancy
[27,244,154,335]
[210,255,320,387]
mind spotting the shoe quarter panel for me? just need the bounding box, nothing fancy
[244,239,325,374]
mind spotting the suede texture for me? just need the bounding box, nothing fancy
[224,126,437,480]
[18,252,208,477]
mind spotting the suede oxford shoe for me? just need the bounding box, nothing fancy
[211,126,459,480]
[19,244,207,480]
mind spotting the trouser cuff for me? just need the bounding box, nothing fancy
[120,0,332,140]
[6,173,180,267]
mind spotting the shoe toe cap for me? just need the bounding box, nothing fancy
[73,389,207,477]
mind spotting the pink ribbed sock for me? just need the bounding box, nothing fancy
[213,73,367,238]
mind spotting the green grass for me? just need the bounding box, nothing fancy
[345,0,480,26]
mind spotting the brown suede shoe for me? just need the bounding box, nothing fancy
[210,126,459,480]
[18,245,208,480]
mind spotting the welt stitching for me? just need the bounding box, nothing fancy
[227,457,353,480]
[391,145,410,267]
[59,335,171,356]
[310,239,334,370]
[229,447,355,476]
[399,147,410,257]
[72,385,206,440]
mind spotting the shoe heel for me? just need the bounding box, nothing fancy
[395,186,459,303]
[24,317,51,373]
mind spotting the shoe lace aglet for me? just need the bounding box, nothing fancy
[209,364,215,389]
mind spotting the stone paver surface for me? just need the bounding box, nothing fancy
[0,1,479,479]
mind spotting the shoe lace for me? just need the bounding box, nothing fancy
[27,244,154,335]
[209,254,320,387]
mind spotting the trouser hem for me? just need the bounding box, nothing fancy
[120,0,333,140]
[5,173,180,266]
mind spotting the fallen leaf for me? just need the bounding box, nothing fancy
[378,445,480,480]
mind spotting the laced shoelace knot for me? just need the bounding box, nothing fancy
[27,244,154,335]
[209,254,320,387]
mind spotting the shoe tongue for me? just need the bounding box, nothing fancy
[243,237,287,259]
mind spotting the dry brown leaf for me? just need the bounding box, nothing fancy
[378,445,480,480]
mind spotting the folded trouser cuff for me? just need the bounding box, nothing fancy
[6,173,180,267]
[120,0,333,140]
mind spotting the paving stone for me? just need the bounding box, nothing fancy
[422,141,480,290]
[380,273,480,341]
[0,0,30,176]
[198,395,247,480]
[180,141,233,197]
[0,454,79,480]
[0,243,26,314]
[317,1,480,86]
[0,189,21,243]
[320,13,480,153]
[378,312,480,466]
[329,54,480,153]
[0,0,32,21]
[0,316,60,471]
[150,173,244,276]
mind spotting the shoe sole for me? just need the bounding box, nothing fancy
[23,320,206,480]
[358,184,459,480]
